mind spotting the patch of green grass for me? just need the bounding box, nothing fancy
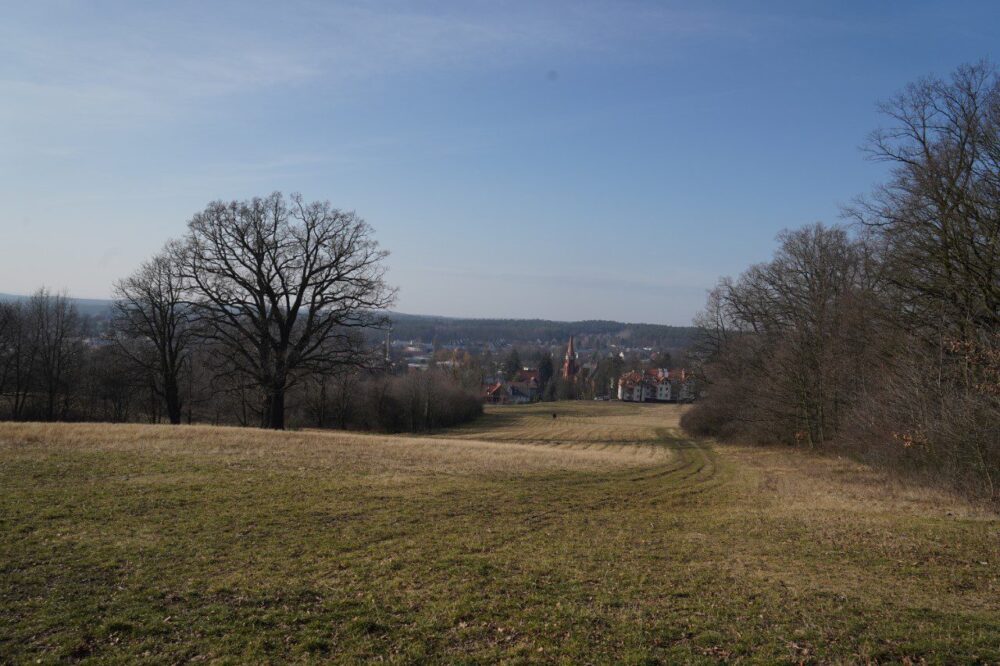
[1,405,997,663]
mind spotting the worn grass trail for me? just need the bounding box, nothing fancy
[1,403,998,663]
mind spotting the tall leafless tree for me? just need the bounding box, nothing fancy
[687,61,1000,502]
[0,303,15,396]
[113,243,194,425]
[29,289,81,421]
[849,59,1000,350]
[0,301,37,420]
[687,224,884,446]
[844,60,1000,500]
[179,192,396,429]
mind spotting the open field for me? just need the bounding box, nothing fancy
[1,403,998,663]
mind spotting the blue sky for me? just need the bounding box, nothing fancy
[2,1,997,325]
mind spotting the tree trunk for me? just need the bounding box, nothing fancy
[266,386,286,430]
[317,380,327,428]
[46,387,56,421]
[164,378,182,425]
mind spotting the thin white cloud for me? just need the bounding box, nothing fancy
[0,1,757,131]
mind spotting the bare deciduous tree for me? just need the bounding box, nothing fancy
[688,62,1000,503]
[0,302,16,401]
[179,192,396,429]
[844,60,1000,501]
[30,289,82,421]
[113,243,194,425]
[687,224,883,446]
[0,301,37,420]
[849,59,1000,348]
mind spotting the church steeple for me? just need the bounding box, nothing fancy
[562,336,579,378]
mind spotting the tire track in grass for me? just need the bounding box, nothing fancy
[427,411,724,538]
[512,428,723,532]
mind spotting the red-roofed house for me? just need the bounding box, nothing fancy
[483,381,533,405]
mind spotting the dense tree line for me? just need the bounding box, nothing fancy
[303,369,482,432]
[0,193,481,431]
[684,62,1000,503]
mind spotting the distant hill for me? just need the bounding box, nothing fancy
[0,293,697,349]
[385,312,697,349]
[0,292,114,318]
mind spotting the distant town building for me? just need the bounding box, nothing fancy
[618,368,692,403]
[561,336,579,379]
[483,368,541,405]
[484,381,533,405]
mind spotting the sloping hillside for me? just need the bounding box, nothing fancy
[1,404,997,662]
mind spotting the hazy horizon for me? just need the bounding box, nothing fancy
[0,291,698,329]
[3,1,998,325]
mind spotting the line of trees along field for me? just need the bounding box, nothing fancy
[684,61,1000,504]
[0,193,481,431]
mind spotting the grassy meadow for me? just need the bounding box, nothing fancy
[1,402,998,663]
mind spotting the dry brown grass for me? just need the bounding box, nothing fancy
[448,400,677,444]
[0,417,673,479]
[1,402,997,663]
[721,442,996,521]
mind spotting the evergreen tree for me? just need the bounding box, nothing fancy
[538,352,554,390]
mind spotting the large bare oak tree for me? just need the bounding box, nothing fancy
[179,192,395,429]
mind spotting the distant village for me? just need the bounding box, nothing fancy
[384,334,696,405]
